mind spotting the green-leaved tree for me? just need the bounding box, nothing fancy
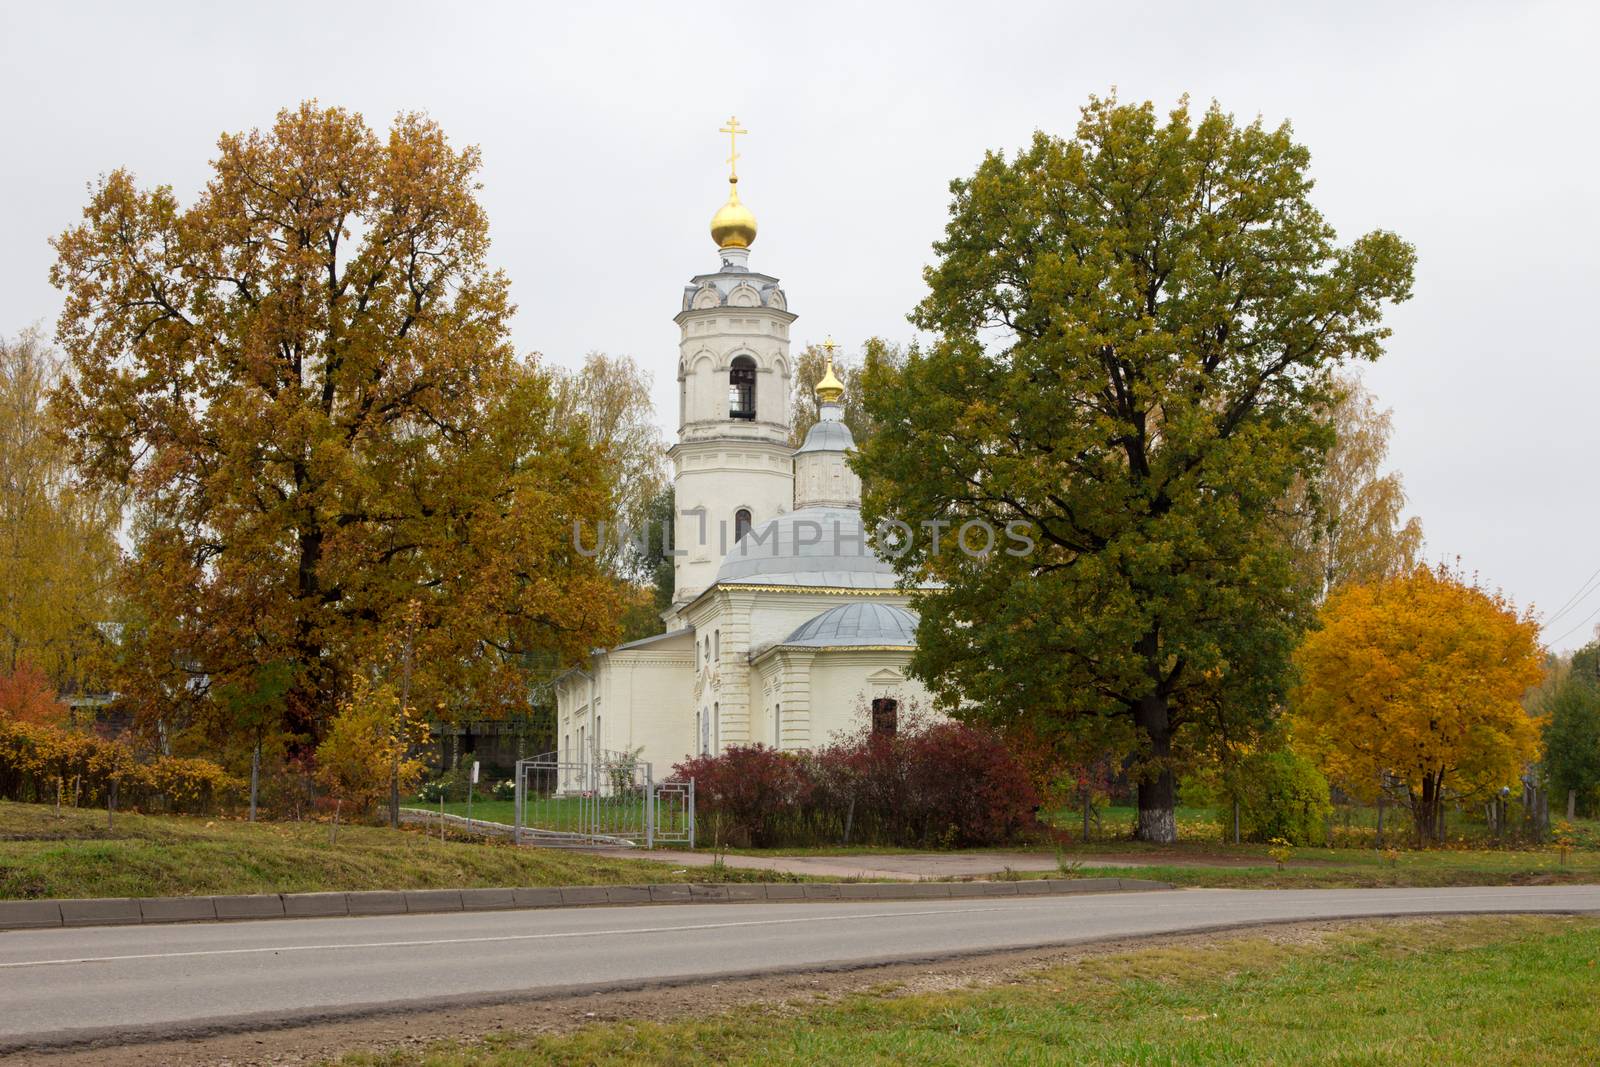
[854,95,1415,841]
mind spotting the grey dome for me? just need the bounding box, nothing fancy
[716,506,899,589]
[795,417,855,455]
[784,602,919,648]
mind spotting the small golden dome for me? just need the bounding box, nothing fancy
[710,178,757,249]
[815,347,845,404]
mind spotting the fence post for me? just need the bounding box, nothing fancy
[687,778,696,851]
[645,781,656,850]
[513,760,523,846]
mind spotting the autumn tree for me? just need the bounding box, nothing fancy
[1293,564,1544,844]
[0,330,121,699]
[0,659,70,727]
[315,673,430,827]
[555,351,668,578]
[1281,372,1423,601]
[854,95,1415,841]
[50,103,621,748]
[790,338,904,448]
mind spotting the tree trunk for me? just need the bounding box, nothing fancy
[1411,771,1444,847]
[1132,692,1176,843]
[289,515,327,742]
[1231,798,1240,845]
[1567,789,1577,821]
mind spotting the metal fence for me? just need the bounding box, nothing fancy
[512,749,693,850]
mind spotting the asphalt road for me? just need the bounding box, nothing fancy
[1,885,1597,1050]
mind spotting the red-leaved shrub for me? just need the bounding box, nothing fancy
[672,744,811,847]
[673,718,1040,849]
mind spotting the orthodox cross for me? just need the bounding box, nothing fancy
[719,115,748,180]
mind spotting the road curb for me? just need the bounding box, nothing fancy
[0,877,1172,931]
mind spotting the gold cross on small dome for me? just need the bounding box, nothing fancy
[719,115,747,181]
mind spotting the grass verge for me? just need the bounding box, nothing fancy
[0,800,794,900]
[337,916,1600,1065]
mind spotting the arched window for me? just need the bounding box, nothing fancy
[734,508,752,542]
[728,356,756,420]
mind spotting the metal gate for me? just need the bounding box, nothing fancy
[512,749,693,850]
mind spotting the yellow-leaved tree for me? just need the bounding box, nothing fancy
[1292,563,1543,844]
[315,674,430,832]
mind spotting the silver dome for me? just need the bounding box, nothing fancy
[715,506,899,589]
[783,602,919,647]
[794,417,855,455]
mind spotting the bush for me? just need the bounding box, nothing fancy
[673,719,1041,849]
[0,718,241,813]
[673,744,811,848]
[1222,750,1332,845]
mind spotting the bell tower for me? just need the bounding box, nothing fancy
[668,117,796,611]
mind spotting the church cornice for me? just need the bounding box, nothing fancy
[675,305,798,327]
[716,583,907,596]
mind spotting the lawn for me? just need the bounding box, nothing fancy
[336,915,1600,1065]
[419,797,519,825]
[1050,802,1600,848]
[0,800,788,900]
[1054,848,1600,888]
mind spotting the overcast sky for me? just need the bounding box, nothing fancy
[2,1,1596,649]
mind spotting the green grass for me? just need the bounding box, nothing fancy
[1054,854,1600,888]
[0,800,791,900]
[414,798,519,825]
[418,796,690,836]
[337,916,1600,1065]
[1053,802,1600,849]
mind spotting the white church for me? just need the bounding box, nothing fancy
[554,124,936,774]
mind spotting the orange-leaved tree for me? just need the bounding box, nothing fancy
[0,660,69,727]
[1292,563,1543,844]
[49,103,622,748]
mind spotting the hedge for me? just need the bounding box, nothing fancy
[0,719,240,814]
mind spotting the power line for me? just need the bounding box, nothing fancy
[1545,563,1600,625]
[1548,600,1600,648]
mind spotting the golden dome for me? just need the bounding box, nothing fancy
[710,178,757,249]
[815,345,845,404]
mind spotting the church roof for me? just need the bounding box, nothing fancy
[715,506,900,589]
[608,626,694,653]
[794,416,855,455]
[783,602,919,648]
